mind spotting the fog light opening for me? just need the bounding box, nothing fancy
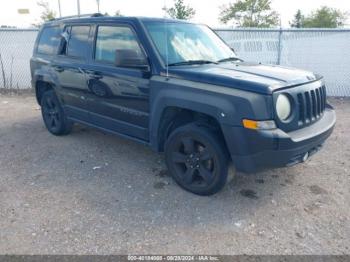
[302,152,309,162]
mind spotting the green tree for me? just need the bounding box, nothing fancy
[219,0,279,27]
[302,6,347,28]
[290,9,303,28]
[163,0,196,20]
[33,1,56,27]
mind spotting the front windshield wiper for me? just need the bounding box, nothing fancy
[168,60,218,67]
[217,57,243,63]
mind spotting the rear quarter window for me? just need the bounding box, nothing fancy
[37,26,61,55]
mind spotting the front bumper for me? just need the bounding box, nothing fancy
[222,105,336,173]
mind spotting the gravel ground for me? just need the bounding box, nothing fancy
[0,94,349,255]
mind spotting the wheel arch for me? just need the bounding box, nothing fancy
[150,91,235,152]
[32,70,58,105]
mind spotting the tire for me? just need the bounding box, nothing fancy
[41,89,72,136]
[165,123,229,196]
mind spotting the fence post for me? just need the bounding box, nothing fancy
[277,27,282,65]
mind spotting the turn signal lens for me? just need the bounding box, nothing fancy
[242,119,258,129]
[243,119,276,130]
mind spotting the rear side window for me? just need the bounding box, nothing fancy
[67,26,90,59]
[37,26,61,55]
[95,26,143,63]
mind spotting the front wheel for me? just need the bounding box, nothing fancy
[41,90,72,136]
[165,123,229,196]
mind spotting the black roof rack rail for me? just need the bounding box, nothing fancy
[50,13,104,21]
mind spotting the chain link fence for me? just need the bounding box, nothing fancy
[216,28,350,96]
[0,28,349,96]
[0,29,37,90]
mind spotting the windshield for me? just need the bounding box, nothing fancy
[144,22,238,66]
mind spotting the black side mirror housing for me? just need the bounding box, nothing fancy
[114,49,149,70]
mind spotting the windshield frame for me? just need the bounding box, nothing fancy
[141,20,239,68]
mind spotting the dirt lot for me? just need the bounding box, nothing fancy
[0,94,349,255]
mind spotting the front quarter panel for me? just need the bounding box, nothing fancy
[149,75,273,151]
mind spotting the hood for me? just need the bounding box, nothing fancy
[166,62,320,95]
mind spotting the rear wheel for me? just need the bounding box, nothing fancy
[41,90,72,136]
[165,123,229,196]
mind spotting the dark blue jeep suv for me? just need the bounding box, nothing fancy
[30,14,336,195]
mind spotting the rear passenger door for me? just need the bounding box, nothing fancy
[84,24,151,141]
[53,25,92,122]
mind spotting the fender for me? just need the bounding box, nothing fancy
[149,76,273,151]
[32,67,60,104]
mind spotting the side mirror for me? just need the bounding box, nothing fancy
[114,49,149,70]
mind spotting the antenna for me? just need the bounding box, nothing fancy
[57,0,62,17]
[163,0,169,78]
[77,0,81,16]
[96,0,100,13]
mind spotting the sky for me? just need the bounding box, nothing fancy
[0,0,349,28]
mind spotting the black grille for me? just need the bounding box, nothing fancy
[297,85,326,125]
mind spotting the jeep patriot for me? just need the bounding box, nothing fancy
[30,14,336,195]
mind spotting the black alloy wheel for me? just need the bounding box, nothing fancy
[41,90,72,135]
[165,123,229,195]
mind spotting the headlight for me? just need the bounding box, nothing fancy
[276,94,292,121]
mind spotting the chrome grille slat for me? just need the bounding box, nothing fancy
[305,92,311,122]
[322,85,327,110]
[319,89,322,115]
[319,86,324,112]
[297,93,305,123]
[311,90,316,119]
[315,88,320,117]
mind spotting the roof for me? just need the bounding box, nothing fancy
[45,14,194,26]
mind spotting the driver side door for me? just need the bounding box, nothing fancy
[84,24,151,141]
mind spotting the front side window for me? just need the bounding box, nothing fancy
[144,22,237,65]
[37,26,61,55]
[67,26,90,58]
[95,26,143,64]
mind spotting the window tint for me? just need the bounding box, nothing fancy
[37,26,61,55]
[67,26,90,58]
[95,26,143,63]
